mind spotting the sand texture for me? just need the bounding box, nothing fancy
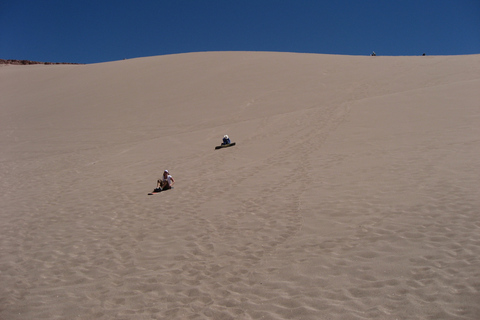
[1,52,479,319]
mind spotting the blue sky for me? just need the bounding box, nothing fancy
[1,0,479,64]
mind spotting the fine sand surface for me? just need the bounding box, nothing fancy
[1,52,479,319]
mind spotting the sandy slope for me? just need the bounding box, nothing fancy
[1,52,479,319]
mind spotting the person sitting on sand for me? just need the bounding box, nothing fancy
[222,135,231,145]
[156,170,175,191]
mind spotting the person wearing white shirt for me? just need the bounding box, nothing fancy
[156,170,175,191]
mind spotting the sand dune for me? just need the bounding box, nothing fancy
[1,52,479,319]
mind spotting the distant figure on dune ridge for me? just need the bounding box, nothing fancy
[156,170,174,191]
[371,51,376,56]
[222,135,231,145]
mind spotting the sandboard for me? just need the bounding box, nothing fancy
[148,187,173,195]
[215,142,236,150]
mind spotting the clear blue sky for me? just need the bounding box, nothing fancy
[1,0,479,64]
